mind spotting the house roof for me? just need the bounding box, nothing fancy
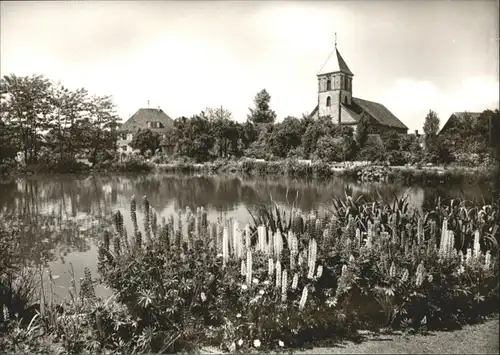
[438,111,482,135]
[308,97,408,130]
[119,108,174,132]
[317,47,353,76]
[352,97,408,130]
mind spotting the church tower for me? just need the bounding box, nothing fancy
[317,38,353,124]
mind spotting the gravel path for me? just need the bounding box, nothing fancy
[295,317,499,354]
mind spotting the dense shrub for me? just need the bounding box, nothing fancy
[0,225,40,333]
[109,156,153,173]
[88,149,115,168]
[95,195,499,353]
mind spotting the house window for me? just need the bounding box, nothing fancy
[122,145,128,152]
[147,122,152,128]
[344,96,348,105]
[127,134,133,140]
[326,79,331,91]
[326,96,331,107]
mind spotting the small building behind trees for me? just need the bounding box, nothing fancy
[117,107,174,155]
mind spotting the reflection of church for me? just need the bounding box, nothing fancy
[309,41,408,134]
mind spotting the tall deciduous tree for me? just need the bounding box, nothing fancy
[84,95,119,166]
[0,74,53,163]
[423,109,440,149]
[204,106,239,158]
[46,84,90,162]
[247,89,277,125]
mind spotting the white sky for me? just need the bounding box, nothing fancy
[1,0,498,131]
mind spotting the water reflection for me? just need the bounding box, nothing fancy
[0,173,493,298]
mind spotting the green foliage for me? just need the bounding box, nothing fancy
[356,135,386,162]
[440,110,500,162]
[130,129,161,157]
[247,89,277,125]
[355,112,371,147]
[0,121,18,164]
[423,110,440,138]
[110,155,153,173]
[0,225,40,334]
[424,136,454,165]
[267,116,307,158]
[1,74,119,173]
[1,74,53,165]
[315,136,345,162]
[2,73,497,175]
[0,195,499,353]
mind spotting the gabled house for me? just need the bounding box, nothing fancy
[438,111,482,136]
[309,43,408,135]
[117,107,174,154]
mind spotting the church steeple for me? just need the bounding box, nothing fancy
[316,36,354,123]
[317,36,353,76]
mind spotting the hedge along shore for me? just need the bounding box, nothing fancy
[153,158,496,184]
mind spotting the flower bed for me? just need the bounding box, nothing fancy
[94,196,498,353]
[1,195,499,354]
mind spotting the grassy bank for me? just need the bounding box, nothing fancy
[1,193,499,354]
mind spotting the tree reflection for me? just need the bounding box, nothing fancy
[0,173,493,268]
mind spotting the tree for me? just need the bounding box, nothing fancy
[0,74,53,164]
[204,107,239,158]
[171,115,215,162]
[315,135,344,162]
[161,125,178,156]
[356,134,386,162]
[0,120,18,164]
[355,112,370,147]
[46,84,91,163]
[239,121,259,151]
[423,109,440,149]
[381,131,401,152]
[83,95,120,166]
[477,109,500,149]
[315,135,355,162]
[267,116,307,158]
[301,117,340,158]
[130,129,161,156]
[247,89,277,125]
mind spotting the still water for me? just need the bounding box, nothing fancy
[0,173,494,299]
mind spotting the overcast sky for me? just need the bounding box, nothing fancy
[1,0,498,131]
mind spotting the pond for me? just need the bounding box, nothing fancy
[0,173,494,299]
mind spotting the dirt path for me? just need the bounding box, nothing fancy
[296,317,499,354]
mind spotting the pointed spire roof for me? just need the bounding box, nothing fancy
[317,46,353,76]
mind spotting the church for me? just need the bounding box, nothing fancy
[309,42,408,135]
